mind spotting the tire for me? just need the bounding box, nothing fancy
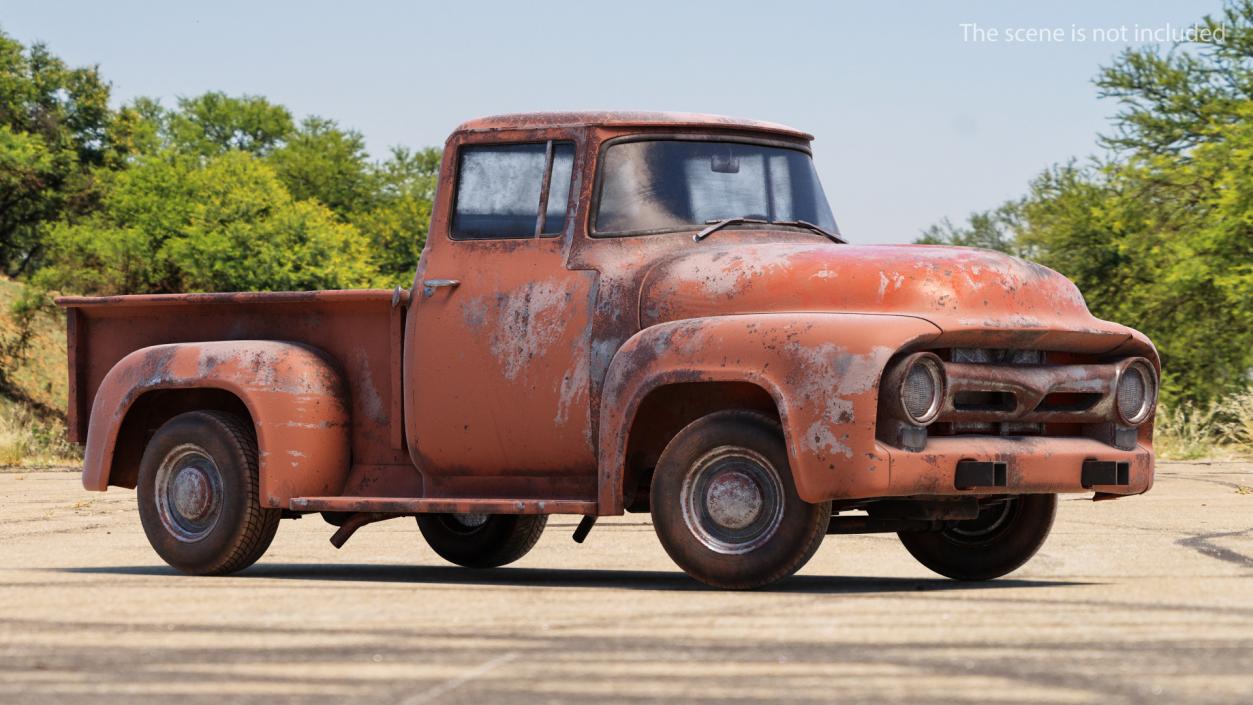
[136,411,281,575]
[650,410,831,589]
[897,494,1057,580]
[416,513,547,568]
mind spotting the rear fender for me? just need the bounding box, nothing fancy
[597,314,941,513]
[83,341,351,506]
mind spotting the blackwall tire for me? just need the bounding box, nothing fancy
[136,411,280,575]
[416,513,547,568]
[650,410,831,590]
[897,494,1057,580]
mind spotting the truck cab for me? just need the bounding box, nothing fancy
[59,112,1159,589]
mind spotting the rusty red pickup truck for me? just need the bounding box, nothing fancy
[58,112,1159,588]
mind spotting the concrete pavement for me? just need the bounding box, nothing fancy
[1,461,1250,704]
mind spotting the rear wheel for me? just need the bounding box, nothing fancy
[137,411,280,575]
[416,513,547,568]
[897,494,1057,580]
[650,410,831,589]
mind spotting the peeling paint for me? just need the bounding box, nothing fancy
[555,350,589,429]
[489,280,572,381]
[352,348,387,425]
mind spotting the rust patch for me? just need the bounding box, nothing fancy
[488,280,573,381]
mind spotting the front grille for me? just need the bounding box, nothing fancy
[951,348,1043,366]
[877,347,1152,452]
[943,348,1045,436]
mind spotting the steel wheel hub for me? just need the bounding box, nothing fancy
[682,446,785,555]
[155,445,224,542]
[704,470,763,530]
[172,466,214,520]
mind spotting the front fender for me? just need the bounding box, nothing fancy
[83,340,351,506]
[597,313,941,513]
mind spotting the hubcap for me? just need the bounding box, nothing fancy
[154,445,224,542]
[704,471,763,530]
[171,465,214,520]
[682,446,785,554]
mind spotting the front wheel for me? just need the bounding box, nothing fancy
[897,494,1057,580]
[650,410,831,589]
[416,513,547,568]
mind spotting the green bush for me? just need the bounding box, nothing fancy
[35,150,380,294]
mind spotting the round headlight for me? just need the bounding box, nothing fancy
[1116,360,1156,425]
[900,355,945,425]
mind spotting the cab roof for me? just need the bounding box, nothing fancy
[454,111,813,141]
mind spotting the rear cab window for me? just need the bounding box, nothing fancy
[452,141,575,239]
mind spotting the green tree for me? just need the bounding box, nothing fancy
[352,146,442,286]
[268,117,375,217]
[35,150,379,294]
[101,95,441,287]
[0,127,74,275]
[268,123,442,285]
[0,28,116,275]
[916,202,1029,257]
[165,92,294,156]
[1107,110,1253,402]
[1096,0,1253,155]
[2,26,441,297]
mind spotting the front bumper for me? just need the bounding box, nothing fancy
[880,436,1153,499]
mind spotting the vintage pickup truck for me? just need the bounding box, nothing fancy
[58,112,1159,589]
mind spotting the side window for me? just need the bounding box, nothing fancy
[451,141,575,240]
[453,144,545,239]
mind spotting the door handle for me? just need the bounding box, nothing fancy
[422,279,461,297]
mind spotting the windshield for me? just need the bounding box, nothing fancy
[594,139,839,236]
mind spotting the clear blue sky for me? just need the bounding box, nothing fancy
[1,0,1220,243]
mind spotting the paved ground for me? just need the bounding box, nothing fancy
[1,462,1250,705]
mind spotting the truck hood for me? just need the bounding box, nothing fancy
[638,242,1127,346]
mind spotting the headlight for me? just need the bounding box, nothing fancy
[1116,359,1157,425]
[889,353,945,425]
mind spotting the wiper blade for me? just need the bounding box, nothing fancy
[694,216,768,241]
[693,216,846,243]
[771,219,846,244]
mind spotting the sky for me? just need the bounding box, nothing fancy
[0,0,1222,244]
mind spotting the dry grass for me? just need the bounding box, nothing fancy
[0,397,80,468]
[1215,389,1253,451]
[1156,390,1253,460]
[0,277,81,469]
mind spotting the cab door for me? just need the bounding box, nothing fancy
[404,137,597,499]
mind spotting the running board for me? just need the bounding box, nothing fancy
[288,496,597,515]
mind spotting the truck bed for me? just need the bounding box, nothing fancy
[59,289,411,477]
